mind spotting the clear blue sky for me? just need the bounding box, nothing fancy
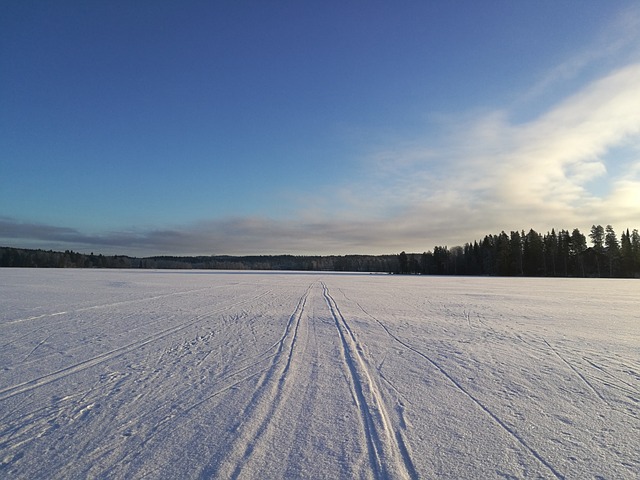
[2,1,640,255]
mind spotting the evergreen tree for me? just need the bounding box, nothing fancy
[589,225,605,252]
[544,229,558,276]
[495,231,511,276]
[604,225,620,277]
[480,235,495,275]
[398,251,408,274]
[557,230,570,276]
[433,246,450,275]
[450,246,464,275]
[570,228,587,253]
[589,225,605,276]
[523,229,544,276]
[620,229,633,277]
[632,229,640,276]
[569,228,587,277]
[510,231,523,275]
[420,252,430,274]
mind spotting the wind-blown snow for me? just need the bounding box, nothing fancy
[1,269,638,479]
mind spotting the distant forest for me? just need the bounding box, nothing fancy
[2,225,639,278]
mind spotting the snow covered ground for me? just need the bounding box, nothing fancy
[0,269,638,479]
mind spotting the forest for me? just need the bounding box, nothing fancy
[1,225,639,278]
[400,225,640,278]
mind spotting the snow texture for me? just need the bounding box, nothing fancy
[1,269,638,479]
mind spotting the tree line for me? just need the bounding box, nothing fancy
[2,224,638,277]
[0,248,399,273]
[398,225,640,278]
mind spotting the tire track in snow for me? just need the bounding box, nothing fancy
[0,291,274,402]
[203,283,312,480]
[354,302,565,480]
[322,283,418,480]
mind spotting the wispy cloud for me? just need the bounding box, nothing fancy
[518,4,640,108]
[343,61,640,248]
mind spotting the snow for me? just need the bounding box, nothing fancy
[1,269,638,479]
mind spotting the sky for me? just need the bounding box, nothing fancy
[2,1,640,256]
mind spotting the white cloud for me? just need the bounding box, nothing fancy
[330,61,640,250]
[518,3,640,108]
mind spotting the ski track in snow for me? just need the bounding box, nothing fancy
[0,270,638,479]
[322,282,418,480]
[204,282,312,479]
[354,301,563,479]
[0,290,274,402]
[2,285,217,326]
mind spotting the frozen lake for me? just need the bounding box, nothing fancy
[1,269,638,479]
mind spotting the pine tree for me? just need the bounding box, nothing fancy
[544,229,559,276]
[510,231,523,275]
[589,225,605,276]
[590,225,605,252]
[570,228,587,277]
[605,225,620,277]
[398,251,408,274]
[523,229,544,276]
[620,229,632,277]
[495,231,511,276]
[558,230,570,276]
[631,229,640,277]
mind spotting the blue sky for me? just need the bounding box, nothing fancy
[2,1,640,255]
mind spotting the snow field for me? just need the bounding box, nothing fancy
[0,269,638,479]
